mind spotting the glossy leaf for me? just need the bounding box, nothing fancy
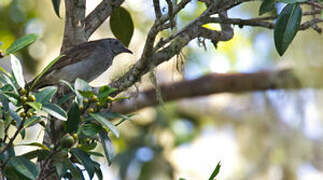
[0,142,15,162]
[9,109,22,126]
[67,102,81,133]
[88,151,104,157]
[74,78,92,92]
[21,149,49,160]
[74,78,92,103]
[274,4,302,56]
[24,116,42,128]
[30,55,64,90]
[99,129,114,165]
[110,7,134,47]
[277,0,307,3]
[59,80,74,92]
[55,161,68,178]
[0,119,4,139]
[35,86,57,103]
[56,160,85,180]
[208,162,221,180]
[259,0,275,15]
[4,156,39,180]
[93,161,103,180]
[78,90,94,98]
[57,93,74,105]
[98,85,117,99]
[5,34,38,55]
[70,148,95,179]
[80,123,101,137]
[10,55,25,88]
[17,142,50,151]
[0,65,11,77]
[0,93,9,112]
[42,103,67,120]
[51,0,61,18]
[90,113,119,138]
[26,102,42,111]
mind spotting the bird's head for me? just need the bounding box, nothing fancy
[102,38,132,56]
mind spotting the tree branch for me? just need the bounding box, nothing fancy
[111,69,305,114]
[84,0,125,39]
[61,0,87,52]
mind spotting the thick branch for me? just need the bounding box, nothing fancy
[84,0,124,39]
[61,0,87,52]
[111,69,304,114]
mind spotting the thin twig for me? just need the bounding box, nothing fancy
[153,0,162,19]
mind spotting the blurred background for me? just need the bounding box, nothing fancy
[1,0,323,179]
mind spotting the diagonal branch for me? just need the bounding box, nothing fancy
[84,0,125,39]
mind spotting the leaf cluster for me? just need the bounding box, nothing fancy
[0,35,131,180]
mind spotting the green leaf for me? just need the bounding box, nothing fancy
[57,93,74,105]
[30,55,64,90]
[74,78,92,104]
[51,0,61,18]
[35,86,57,103]
[74,78,92,92]
[55,160,85,180]
[67,102,81,133]
[4,156,39,180]
[208,162,221,180]
[80,123,101,137]
[10,55,25,88]
[110,7,134,47]
[65,159,85,180]
[0,74,17,93]
[17,142,50,151]
[0,142,16,162]
[93,161,103,180]
[98,85,117,99]
[90,113,119,138]
[0,65,11,77]
[99,129,114,165]
[0,93,9,112]
[321,10,323,19]
[24,116,42,128]
[88,151,104,157]
[5,34,38,55]
[42,103,67,120]
[55,161,68,178]
[21,149,49,160]
[9,109,22,126]
[274,4,302,56]
[259,0,275,16]
[0,119,4,139]
[78,90,94,98]
[70,148,95,179]
[26,102,42,111]
[59,80,74,92]
[277,0,307,3]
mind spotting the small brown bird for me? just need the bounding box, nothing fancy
[30,38,132,89]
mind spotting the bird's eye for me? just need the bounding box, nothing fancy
[114,41,118,45]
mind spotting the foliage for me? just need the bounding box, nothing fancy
[258,0,303,55]
[0,37,131,179]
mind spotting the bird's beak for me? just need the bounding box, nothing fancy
[123,47,133,54]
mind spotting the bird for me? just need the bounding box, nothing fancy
[29,38,132,89]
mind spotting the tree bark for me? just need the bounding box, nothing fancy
[111,69,306,113]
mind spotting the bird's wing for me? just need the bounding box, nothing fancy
[28,40,103,89]
[47,40,101,72]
